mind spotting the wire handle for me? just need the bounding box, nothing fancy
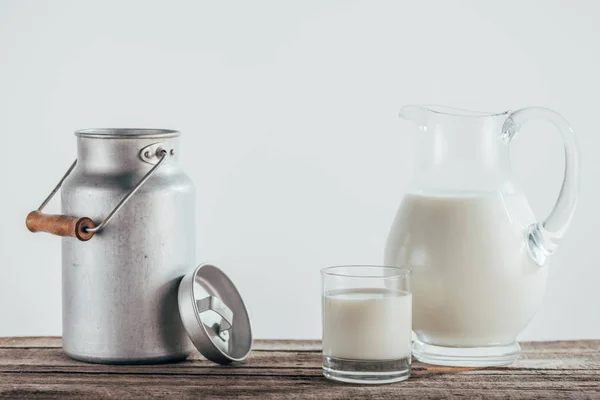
[26,146,170,241]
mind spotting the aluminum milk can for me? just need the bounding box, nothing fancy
[27,129,196,363]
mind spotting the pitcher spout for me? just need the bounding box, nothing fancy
[399,104,513,135]
[399,105,429,130]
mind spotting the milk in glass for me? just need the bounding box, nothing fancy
[322,289,412,360]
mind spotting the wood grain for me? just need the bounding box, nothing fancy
[0,338,599,399]
[26,211,95,241]
[0,338,321,351]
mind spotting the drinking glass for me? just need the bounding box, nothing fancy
[321,265,412,384]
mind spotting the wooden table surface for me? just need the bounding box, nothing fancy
[0,338,599,399]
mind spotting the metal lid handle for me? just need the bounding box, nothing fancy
[197,296,234,342]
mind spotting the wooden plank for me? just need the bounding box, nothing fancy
[1,337,596,353]
[1,372,600,399]
[0,337,62,348]
[0,348,321,373]
[0,338,599,399]
[1,347,600,373]
[253,339,320,352]
[2,340,599,369]
[0,337,321,351]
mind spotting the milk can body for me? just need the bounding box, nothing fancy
[60,129,195,363]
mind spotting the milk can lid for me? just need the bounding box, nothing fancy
[177,263,252,364]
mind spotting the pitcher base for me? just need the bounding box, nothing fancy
[413,339,521,367]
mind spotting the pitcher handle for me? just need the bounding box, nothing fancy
[502,107,580,266]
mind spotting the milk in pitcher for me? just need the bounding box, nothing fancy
[385,191,548,347]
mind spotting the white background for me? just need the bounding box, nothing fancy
[0,0,598,340]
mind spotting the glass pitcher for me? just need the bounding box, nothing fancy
[384,105,579,367]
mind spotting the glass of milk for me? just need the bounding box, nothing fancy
[321,265,412,384]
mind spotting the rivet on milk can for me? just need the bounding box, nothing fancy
[26,128,252,365]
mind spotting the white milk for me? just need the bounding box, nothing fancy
[322,289,412,360]
[384,191,548,347]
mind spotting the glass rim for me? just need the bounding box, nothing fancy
[321,265,412,279]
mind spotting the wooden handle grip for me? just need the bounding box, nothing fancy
[26,211,96,241]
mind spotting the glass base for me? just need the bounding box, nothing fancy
[322,355,411,384]
[413,338,521,367]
